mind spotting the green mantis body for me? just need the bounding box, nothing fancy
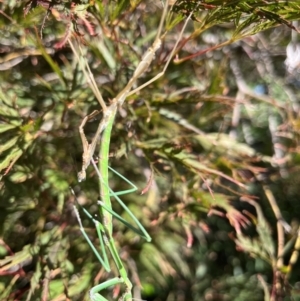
[73,108,151,301]
[70,1,195,300]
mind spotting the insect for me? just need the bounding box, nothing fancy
[69,1,196,300]
[71,159,150,301]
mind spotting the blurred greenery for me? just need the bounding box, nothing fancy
[1,0,300,301]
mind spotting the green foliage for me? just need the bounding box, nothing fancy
[1,0,300,301]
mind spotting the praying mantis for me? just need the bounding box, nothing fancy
[69,1,196,300]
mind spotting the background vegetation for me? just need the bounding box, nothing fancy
[1,1,300,300]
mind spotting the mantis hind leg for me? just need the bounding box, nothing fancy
[91,160,151,242]
[71,192,111,271]
[71,192,133,300]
